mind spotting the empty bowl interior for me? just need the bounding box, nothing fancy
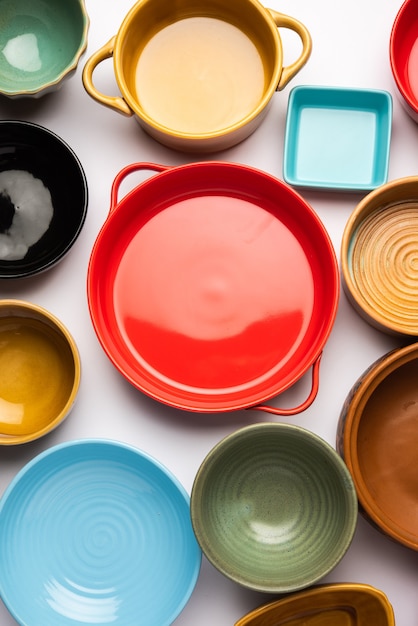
[0,121,88,278]
[283,86,392,191]
[87,162,338,412]
[0,301,80,444]
[0,440,201,625]
[117,0,279,134]
[341,176,418,336]
[234,583,395,626]
[0,0,88,94]
[191,423,357,593]
[341,344,418,550]
[390,0,418,114]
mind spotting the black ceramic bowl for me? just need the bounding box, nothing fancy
[0,121,88,278]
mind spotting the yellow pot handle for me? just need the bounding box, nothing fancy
[268,10,312,91]
[82,37,133,117]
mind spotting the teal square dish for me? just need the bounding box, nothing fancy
[283,85,392,192]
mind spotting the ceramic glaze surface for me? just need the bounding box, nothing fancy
[113,194,314,391]
[341,177,418,336]
[349,201,418,332]
[0,169,53,260]
[338,344,418,550]
[283,86,392,191]
[0,317,76,437]
[357,360,418,541]
[190,423,357,593]
[235,583,395,626]
[0,121,88,278]
[0,301,80,445]
[0,0,89,96]
[88,162,339,412]
[407,39,418,102]
[0,440,201,626]
[135,17,265,134]
[82,0,311,151]
[390,0,418,120]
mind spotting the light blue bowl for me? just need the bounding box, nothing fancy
[283,85,392,192]
[0,439,201,626]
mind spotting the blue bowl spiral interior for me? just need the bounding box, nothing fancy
[0,439,201,626]
[191,423,358,593]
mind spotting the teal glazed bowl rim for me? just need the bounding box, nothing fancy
[0,438,202,626]
[0,0,89,98]
[190,422,358,593]
[283,85,392,192]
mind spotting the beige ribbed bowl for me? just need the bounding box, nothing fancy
[341,176,418,336]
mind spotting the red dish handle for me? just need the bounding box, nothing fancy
[251,354,321,415]
[110,162,171,213]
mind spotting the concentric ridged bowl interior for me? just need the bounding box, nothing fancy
[342,177,418,336]
[350,202,418,332]
[191,423,357,593]
[0,440,201,625]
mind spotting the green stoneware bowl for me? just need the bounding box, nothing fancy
[0,0,89,97]
[191,423,358,593]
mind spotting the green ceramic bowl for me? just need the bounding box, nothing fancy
[191,423,358,593]
[0,0,89,97]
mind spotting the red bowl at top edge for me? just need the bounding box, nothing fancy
[390,0,418,121]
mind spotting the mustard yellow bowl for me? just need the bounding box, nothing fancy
[0,300,80,444]
[235,583,395,626]
[341,176,418,336]
[82,0,311,152]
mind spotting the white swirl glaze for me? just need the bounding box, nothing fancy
[0,169,53,260]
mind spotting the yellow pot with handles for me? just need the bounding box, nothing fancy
[82,0,311,152]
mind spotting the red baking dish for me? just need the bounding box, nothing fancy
[87,162,339,414]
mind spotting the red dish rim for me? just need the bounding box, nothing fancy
[87,161,339,413]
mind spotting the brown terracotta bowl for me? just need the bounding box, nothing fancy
[337,342,418,550]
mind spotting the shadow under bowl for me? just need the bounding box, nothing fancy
[0,120,88,278]
[191,422,358,593]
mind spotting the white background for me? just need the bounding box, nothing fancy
[0,0,418,624]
